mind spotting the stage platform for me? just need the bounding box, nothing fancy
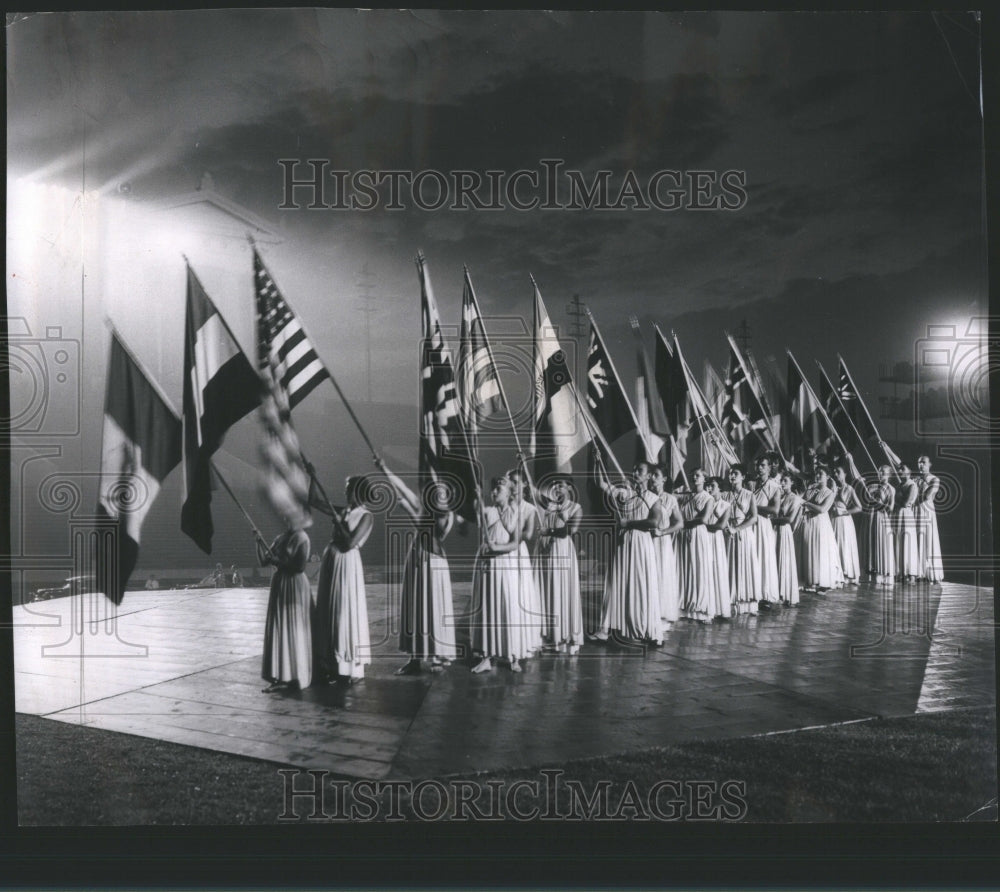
[13,579,995,780]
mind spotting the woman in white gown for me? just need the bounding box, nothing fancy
[259,523,313,692]
[725,465,761,615]
[591,458,662,645]
[830,463,862,584]
[507,466,544,655]
[864,465,897,585]
[374,457,458,675]
[799,466,841,592]
[915,454,944,583]
[773,472,802,606]
[894,463,921,583]
[751,455,782,608]
[647,465,683,629]
[535,477,584,654]
[704,477,733,619]
[471,477,529,673]
[315,477,374,684]
[677,469,718,623]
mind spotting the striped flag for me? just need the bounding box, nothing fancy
[181,265,262,553]
[254,249,329,409]
[96,331,182,604]
[457,269,503,440]
[531,280,590,477]
[418,254,481,522]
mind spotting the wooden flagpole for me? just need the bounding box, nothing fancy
[836,352,901,479]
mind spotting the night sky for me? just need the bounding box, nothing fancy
[7,8,986,421]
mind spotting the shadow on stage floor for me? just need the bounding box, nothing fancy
[12,578,995,779]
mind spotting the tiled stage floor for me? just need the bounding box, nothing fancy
[13,579,995,779]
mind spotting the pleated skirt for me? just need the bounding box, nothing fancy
[895,507,921,578]
[513,542,543,652]
[728,527,761,613]
[916,506,944,582]
[709,531,733,618]
[832,514,860,582]
[536,536,584,646]
[316,545,371,677]
[398,543,457,660]
[755,518,780,603]
[801,514,840,589]
[776,525,800,605]
[261,570,313,686]
[653,533,680,624]
[602,530,662,640]
[471,553,529,662]
[679,527,715,621]
[866,512,896,582]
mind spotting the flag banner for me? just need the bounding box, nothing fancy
[254,249,330,410]
[96,332,182,604]
[631,318,667,465]
[418,254,481,522]
[254,248,334,517]
[721,334,773,461]
[786,351,836,464]
[457,270,504,443]
[838,355,882,444]
[703,360,726,423]
[654,324,691,459]
[531,281,591,477]
[586,316,639,452]
[181,265,262,553]
[818,362,860,454]
[257,364,313,530]
[675,335,739,477]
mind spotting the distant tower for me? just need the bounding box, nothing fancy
[356,264,378,403]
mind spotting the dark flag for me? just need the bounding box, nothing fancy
[417,253,481,522]
[531,281,590,477]
[96,331,182,604]
[654,324,691,460]
[181,265,262,553]
[818,362,859,454]
[586,315,640,450]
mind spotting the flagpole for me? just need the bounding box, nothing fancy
[463,266,538,497]
[585,309,646,437]
[675,333,740,467]
[248,237,380,460]
[112,317,272,547]
[724,331,785,461]
[103,318,182,419]
[837,353,901,478]
[569,383,626,520]
[209,462,272,555]
[786,349,850,462]
[418,255,485,546]
[816,360,879,473]
[529,273,539,462]
[629,315,659,463]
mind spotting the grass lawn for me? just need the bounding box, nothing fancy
[15,707,996,825]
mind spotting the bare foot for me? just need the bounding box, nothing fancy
[471,657,492,674]
[510,660,522,673]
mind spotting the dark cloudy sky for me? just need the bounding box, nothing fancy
[8,9,986,405]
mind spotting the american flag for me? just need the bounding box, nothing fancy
[457,269,503,439]
[255,249,329,410]
[418,253,480,522]
[721,336,770,453]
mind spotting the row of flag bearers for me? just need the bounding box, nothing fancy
[258,445,945,690]
[91,244,943,694]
